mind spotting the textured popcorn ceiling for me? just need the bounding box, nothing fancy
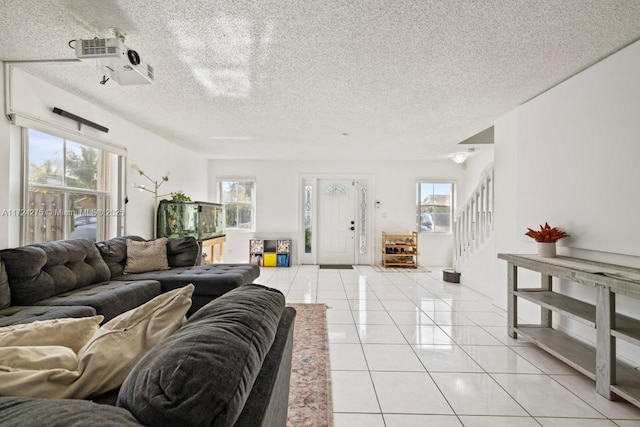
[1,0,640,160]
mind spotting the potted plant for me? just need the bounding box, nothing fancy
[525,222,569,257]
[171,191,191,202]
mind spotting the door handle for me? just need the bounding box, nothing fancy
[349,226,355,231]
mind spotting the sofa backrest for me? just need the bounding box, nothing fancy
[95,236,199,278]
[0,256,10,309]
[0,239,112,306]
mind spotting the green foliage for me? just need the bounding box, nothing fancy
[30,143,98,190]
[29,159,60,184]
[66,146,98,189]
[171,191,191,202]
[305,228,312,252]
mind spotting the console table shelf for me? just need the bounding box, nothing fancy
[515,325,596,379]
[499,253,640,408]
[515,290,597,327]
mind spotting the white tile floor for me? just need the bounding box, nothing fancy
[255,265,640,426]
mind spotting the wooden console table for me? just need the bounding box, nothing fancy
[498,253,640,407]
[201,235,226,265]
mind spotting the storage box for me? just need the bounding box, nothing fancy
[443,269,460,283]
[264,253,277,267]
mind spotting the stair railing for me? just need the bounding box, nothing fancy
[453,165,494,268]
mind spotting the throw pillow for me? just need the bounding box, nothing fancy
[67,283,194,398]
[0,346,78,371]
[0,284,193,399]
[123,238,170,274]
[0,316,104,353]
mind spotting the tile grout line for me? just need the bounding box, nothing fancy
[341,269,387,424]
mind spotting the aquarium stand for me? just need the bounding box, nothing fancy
[201,235,226,265]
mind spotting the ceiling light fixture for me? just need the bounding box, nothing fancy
[450,152,469,164]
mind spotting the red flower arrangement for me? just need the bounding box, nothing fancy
[525,222,570,243]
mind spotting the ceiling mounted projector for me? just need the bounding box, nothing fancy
[75,37,154,85]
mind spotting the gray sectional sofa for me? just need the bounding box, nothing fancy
[0,236,260,325]
[0,284,298,427]
[0,237,296,426]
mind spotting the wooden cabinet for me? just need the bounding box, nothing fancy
[250,239,291,267]
[499,253,640,407]
[382,231,418,268]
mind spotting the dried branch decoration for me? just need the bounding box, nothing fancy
[525,222,570,243]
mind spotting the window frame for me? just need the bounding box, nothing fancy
[21,128,124,244]
[416,180,455,234]
[217,178,256,232]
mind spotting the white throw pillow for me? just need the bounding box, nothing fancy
[0,346,78,371]
[0,284,194,399]
[124,238,170,274]
[0,316,104,353]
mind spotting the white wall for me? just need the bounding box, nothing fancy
[491,40,640,364]
[209,159,462,266]
[0,66,208,247]
[516,40,640,257]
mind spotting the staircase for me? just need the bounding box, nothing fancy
[453,165,494,270]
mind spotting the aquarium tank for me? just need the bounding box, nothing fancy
[157,200,224,240]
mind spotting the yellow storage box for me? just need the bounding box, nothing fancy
[263,253,277,267]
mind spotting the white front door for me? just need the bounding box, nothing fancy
[317,179,356,265]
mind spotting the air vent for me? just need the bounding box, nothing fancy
[81,39,105,55]
[75,36,154,85]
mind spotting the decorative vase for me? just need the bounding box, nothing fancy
[537,242,557,258]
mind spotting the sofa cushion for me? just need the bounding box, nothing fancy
[35,280,162,323]
[96,236,199,278]
[0,397,142,427]
[0,305,96,327]
[118,263,260,295]
[0,239,111,305]
[117,284,285,427]
[118,263,261,317]
[124,237,170,274]
[0,315,103,353]
[0,257,10,309]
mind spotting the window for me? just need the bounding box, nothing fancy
[416,181,454,233]
[23,129,122,244]
[218,179,255,231]
[304,185,312,253]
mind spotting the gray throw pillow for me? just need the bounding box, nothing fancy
[123,238,169,274]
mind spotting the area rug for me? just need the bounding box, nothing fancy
[286,303,333,427]
[372,265,431,273]
[318,264,353,269]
